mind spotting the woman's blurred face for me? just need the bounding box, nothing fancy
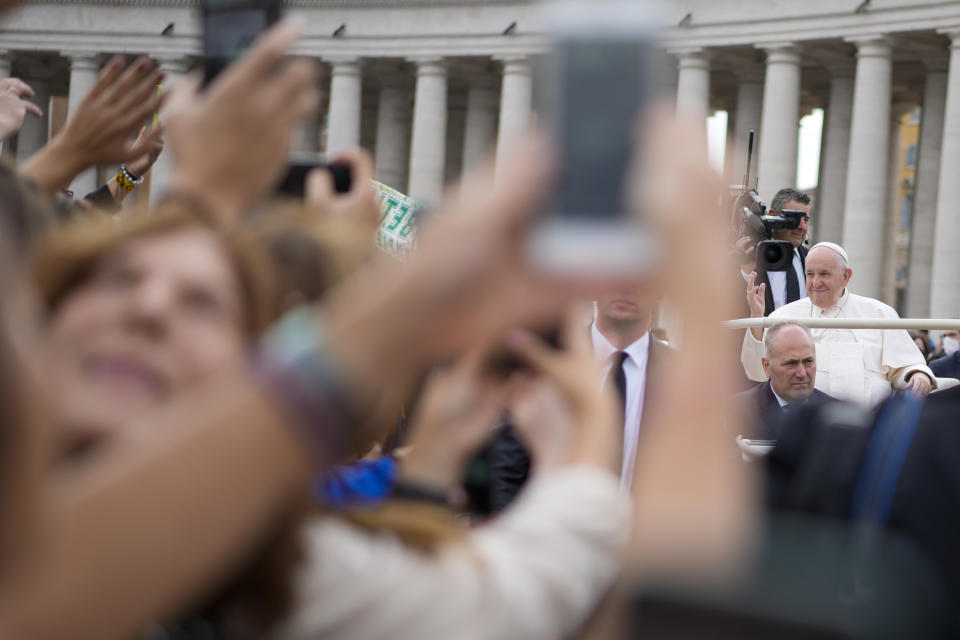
[46,228,246,446]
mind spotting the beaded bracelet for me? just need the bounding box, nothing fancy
[120,163,144,186]
[253,306,366,464]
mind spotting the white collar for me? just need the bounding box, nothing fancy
[591,323,650,367]
[770,386,790,408]
[813,288,850,316]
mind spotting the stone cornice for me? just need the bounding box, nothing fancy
[24,0,530,5]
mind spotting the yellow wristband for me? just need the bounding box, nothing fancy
[114,172,135,192]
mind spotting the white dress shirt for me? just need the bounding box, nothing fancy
[591,324,650,490]
[770,387,790,408]
[741,289,935,406]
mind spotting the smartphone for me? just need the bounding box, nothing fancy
[529,2,662,275]
[201,0,282,85]
[275,161,353,198]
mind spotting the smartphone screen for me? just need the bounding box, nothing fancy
[528,2,662,275]
[202,0,281,83]
[553,39,650,221]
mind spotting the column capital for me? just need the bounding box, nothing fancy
[63,52,101,71]
[668,47,711,69]
[935,28,960,49]
[494,55,531,76]
[844,35,894,57]
[325,56,362,74]
[153,55,194,75]
[755,42,801,65]
[407,57,446,76]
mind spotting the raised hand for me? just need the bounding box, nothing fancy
[507,307,620,474]
[735,235,756,274]
[21,56,165,195]
[125,126,165,178]
[165,19,320,220]
[746,271,766,339]
[400,352,506,492]
[0,78,42,140]
[305,147,380,232]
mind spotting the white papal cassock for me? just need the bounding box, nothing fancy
[741,290,934,406]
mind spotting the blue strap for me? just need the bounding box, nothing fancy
[849,392,924,525]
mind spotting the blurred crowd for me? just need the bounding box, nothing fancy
[0,12,959,640]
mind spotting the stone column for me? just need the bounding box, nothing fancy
[406,57,447,205]
[66,52,101,196]
[730,73,763,182]
[930,31,960,317]
[840,37,893,299]
[815,67,855,244]
[673,48,711,124]
[15,80,50,161]
[360,101,378,154]
[756,43,802,201]
[0,51,12,79]
[881,101,913,306]
[906,64,947,317]
[0,52,14,158]
[723,102,737,177]
[495,56,532,170]
[444,99,466,184]
[461,83,499,173]
[149,56,192,202]
[326,58,362,156]
[374,84,411,192]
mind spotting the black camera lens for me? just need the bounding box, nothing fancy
[763,244,785,265]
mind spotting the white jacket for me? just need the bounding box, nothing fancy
[274,466,629,640]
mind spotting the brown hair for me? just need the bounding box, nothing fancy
[31,200,279,336]
[246,204,375,312]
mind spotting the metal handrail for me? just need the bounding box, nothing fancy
[724,317,960,330]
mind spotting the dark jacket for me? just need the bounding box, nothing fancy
[929,351,960,380]
[766,387,960,635]
[736,380,834,440]
[487,335,674,512]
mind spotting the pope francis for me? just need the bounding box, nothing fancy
[741,242,935,406]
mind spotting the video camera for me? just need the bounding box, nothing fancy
[729,131,803,271]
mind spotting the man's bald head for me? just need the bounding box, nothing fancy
[762,322,817,404]
[805,244,852,309]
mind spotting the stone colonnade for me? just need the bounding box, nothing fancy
[5,24,960,316]
[682,30,960,317]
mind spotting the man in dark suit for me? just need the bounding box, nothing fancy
[737,320,833,442]
[488,284,672,510]
[929,330,960,379]
[739,188,812,317]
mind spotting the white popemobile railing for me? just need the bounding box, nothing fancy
[724,318,960,330]
[724,316,960,394]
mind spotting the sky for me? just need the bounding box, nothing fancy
[706,108,825,190]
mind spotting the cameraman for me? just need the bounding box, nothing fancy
[736,187,811,316]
